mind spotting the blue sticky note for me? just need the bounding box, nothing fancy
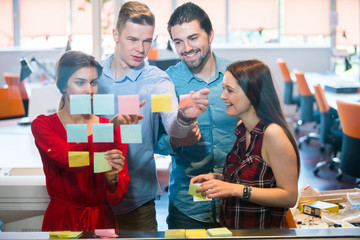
[70,94,91,115]
[93,94,114,115]
[120,124,142,143]
[93,123,114,143]
[66,124,88,143]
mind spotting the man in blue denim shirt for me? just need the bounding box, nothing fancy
[156,3,239,229]
[98,1,210,231]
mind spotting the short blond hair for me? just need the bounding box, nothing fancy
[116,1,155,34]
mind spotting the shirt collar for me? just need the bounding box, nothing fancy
[181,52,225,84]
[102,54,145,82]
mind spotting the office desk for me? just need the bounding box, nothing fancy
[0,228,360,239]
[299,72,360,110]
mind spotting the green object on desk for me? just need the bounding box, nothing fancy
[207,227,233,237]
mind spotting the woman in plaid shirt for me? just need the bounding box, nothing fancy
[191,60,300,229]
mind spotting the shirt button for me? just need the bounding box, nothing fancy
[214,145,216,148]
[210,105,213,108]
[213,124,215,128]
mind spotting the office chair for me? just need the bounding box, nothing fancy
[336,100,360,186]
[293,70,320,148]
[312,84,342,175]
[277,58,300,106]
[0,86,25,119]
[3,73,29,116]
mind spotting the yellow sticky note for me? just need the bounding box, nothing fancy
[49,231,82,239]
[94,152,112,173]
[68,151,89,167]
[207,227,232,237]
[164,229,186,238]
[185,229,206,238]
[151,94,172,112]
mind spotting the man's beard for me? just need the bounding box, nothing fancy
[182,47,211,70]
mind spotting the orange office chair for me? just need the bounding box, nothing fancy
[277,58,299,106]
[336,100,360,186]
[0,86,25,118]
[284,209,297,228]
[3,72,29,116]
[312,84,342,175]
[293,70,320,147]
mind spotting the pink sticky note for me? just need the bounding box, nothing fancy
[118,95,140,115]
[95,229,118,238]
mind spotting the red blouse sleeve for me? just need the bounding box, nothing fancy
[31,114,81,169]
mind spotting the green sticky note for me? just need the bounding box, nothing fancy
[164,229,186,238]
[68,151,89,167]
[207,227,232,237]
[94,152,112,173]
[93,94,114,115]
[70,94,91,115]
[66,124,88,143]
[120,124,142,143]
[188,183,206,199]
[93,123,114,143]
[151,94,172,112]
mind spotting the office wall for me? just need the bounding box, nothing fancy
[0,48,63,86]
[213,44,332,114]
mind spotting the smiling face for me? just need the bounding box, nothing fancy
[113,21,154,71]
[221,71,253,119]
[65,66,99,99]
[170,20,213,71]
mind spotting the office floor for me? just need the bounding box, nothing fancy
[154,119,359,231]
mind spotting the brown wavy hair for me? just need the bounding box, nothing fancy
[227,59,300,175]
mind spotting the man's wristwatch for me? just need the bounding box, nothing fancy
[177,108,197,125]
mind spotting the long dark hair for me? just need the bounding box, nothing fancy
[227,60,300,175]
[56,50,102,109]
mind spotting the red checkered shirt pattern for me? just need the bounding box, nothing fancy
[219,120,287,229]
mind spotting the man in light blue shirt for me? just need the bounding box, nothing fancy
[156,2,239,229]
[98,1,209,231]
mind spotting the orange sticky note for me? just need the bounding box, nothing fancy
[68,151,89,167]
[94,152,112,173]
[151,94,172,112]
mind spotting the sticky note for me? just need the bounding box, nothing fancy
[93,94,114,115]
[93,123,114,143]
[66,124,88,143]
[118,95,140,115]
[95,229,118,238]
[207,227,232,237]
[188,183,207,199]
[151,94,172,112]
[120,124,142,143]
[94,152,112,173]
[164,229,186,238]
[185,229,206,238]
[68,151,89,167]
[49,231,83,239]
[70,94,91,115]
[193,195,211,202]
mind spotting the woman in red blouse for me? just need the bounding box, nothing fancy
[31,51,130,231]
[191,60,300,229]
